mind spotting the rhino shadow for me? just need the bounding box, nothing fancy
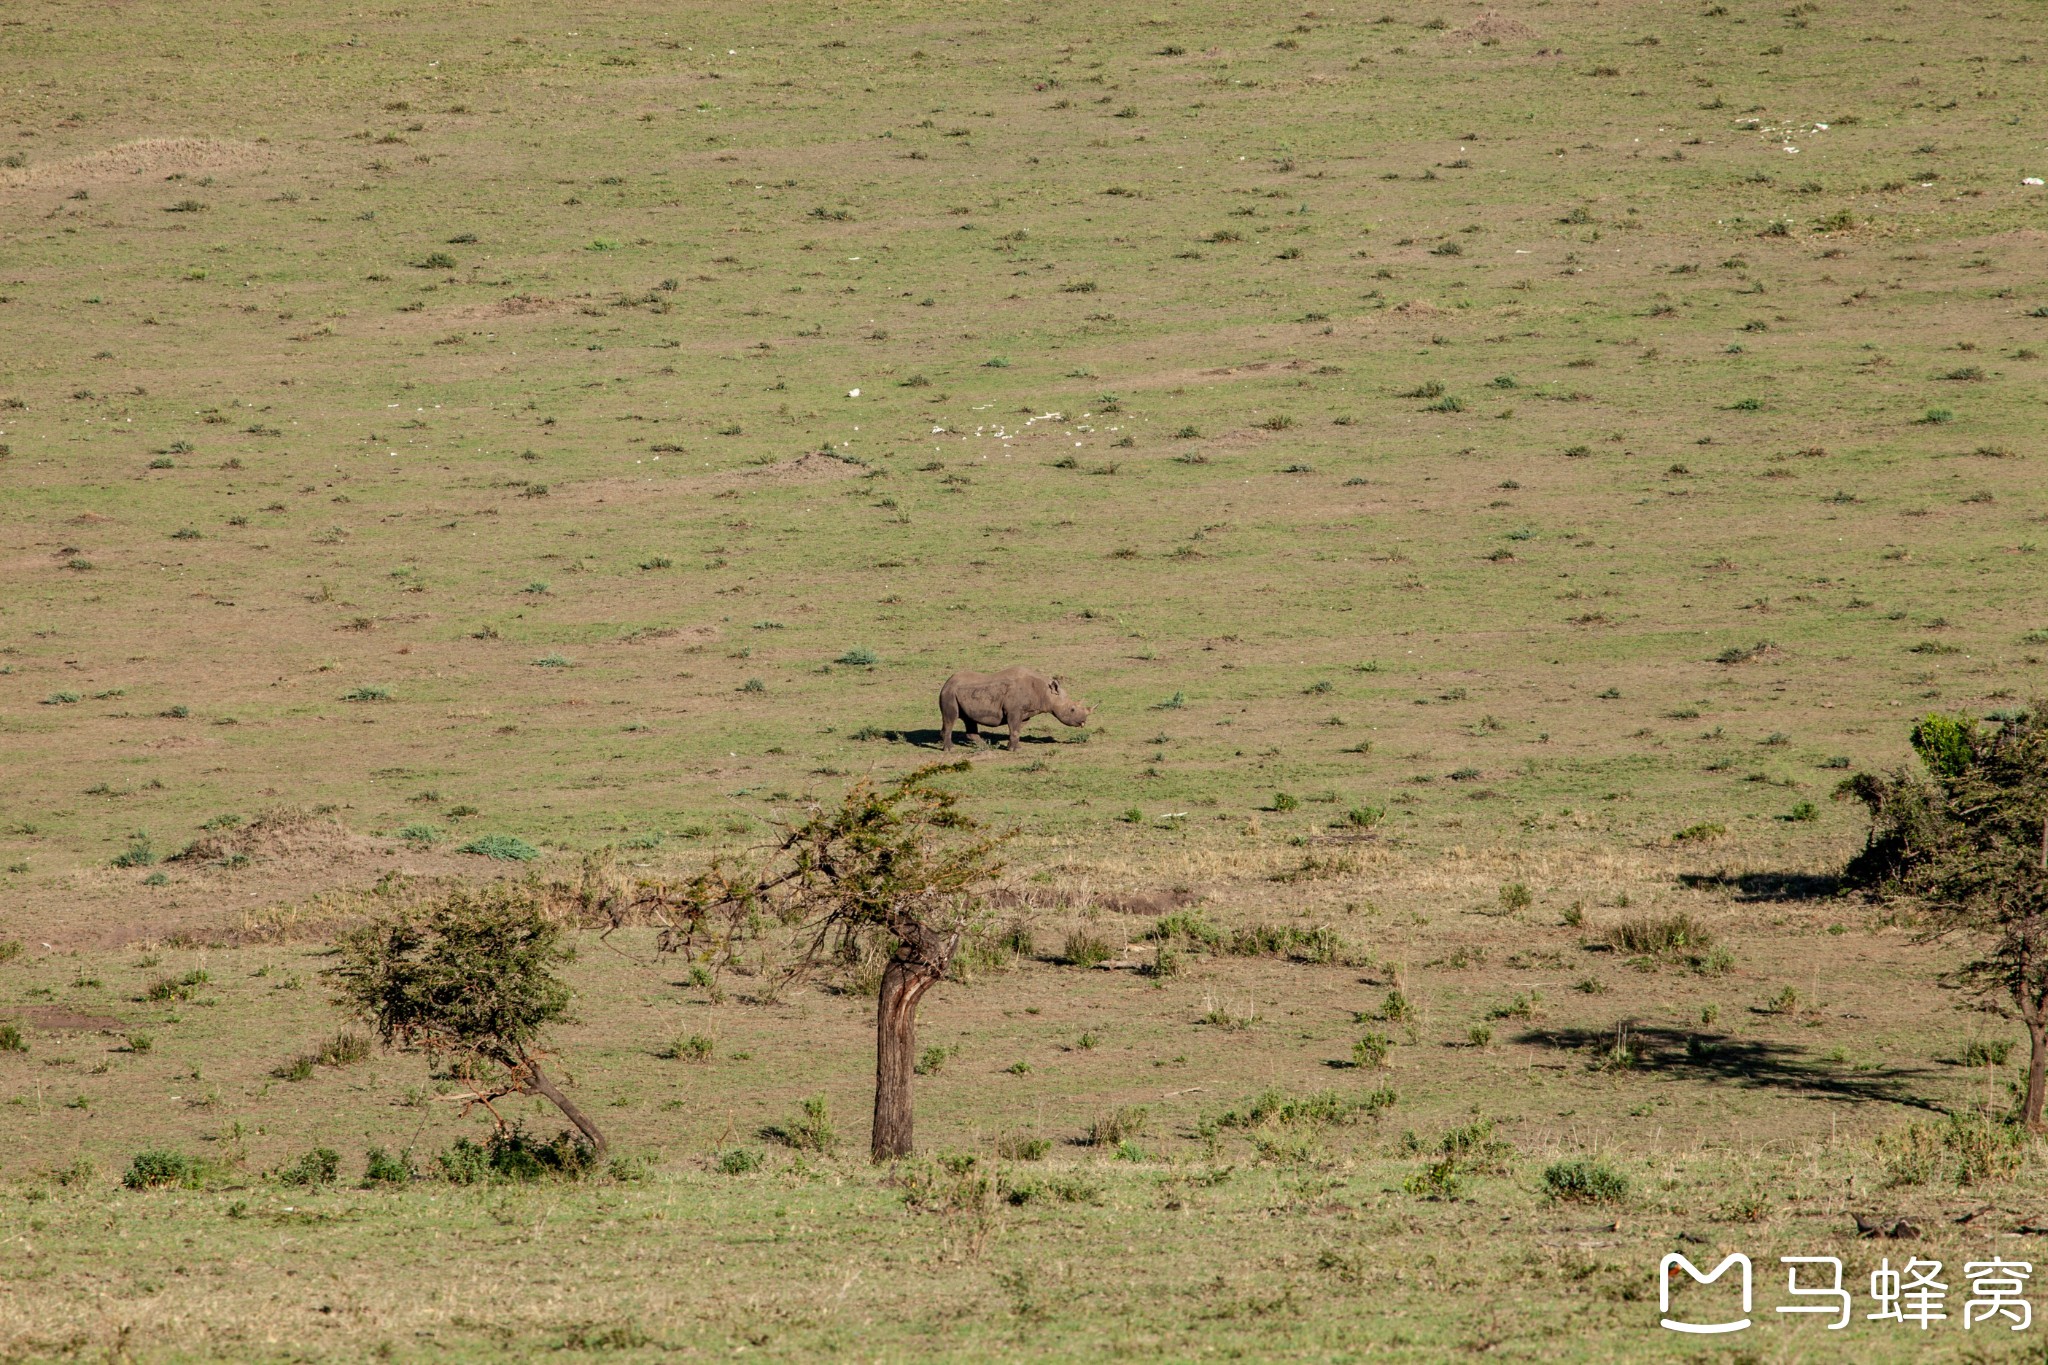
[880,728,1063,751]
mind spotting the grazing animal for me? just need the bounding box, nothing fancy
[939,667,1092,752]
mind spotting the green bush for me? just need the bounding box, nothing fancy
[455,834,540,861]
[1542,1158,1629,1204]
[1963,1039,2015,1068]
[716,1148,763,1175]
[1147,913,1221,949]
[0,1022,24,1053]
[1352,1033,1391,1068]
[123,1149,200,1190]
[278,1148,341,1187]
[765,1097,836,1153]
[364,1147,417,1185]
[1062,930,1113,967]
[439,1128,595,1184]
[663,1032,715,1062]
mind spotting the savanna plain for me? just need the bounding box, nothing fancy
[3,0,2047,1359]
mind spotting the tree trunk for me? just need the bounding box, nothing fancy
[2027,1018,2048,1133]
[872,925,958,1162]
[524,1056,610,1157]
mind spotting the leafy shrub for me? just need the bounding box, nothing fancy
[1607,913,1712,955]
[1499,882,1533,912]
[1220,1087,1394,1129]
[1062,930,1113,967]
[439,1128,595,1184]
[996,1133,1050,1161]
[318,1031,371,1067]
[1271,791,1300,811]
[1352,1033,1391,1068]
[455,834,539,861]
[836,647,879,666]
[123,1150,200,1190]
[1963,1039,2015,1068]
[0,1023,24,1052]
[1401,1119,1512,1199]
[364,1147,417,1185]
[1086,1107,1149,1146]
[716,1148,764,1175]
[1542,1158,1628,1203]
[764,1097,836,1153]
[1674,822,1728,843]
[1147,913,1221,949]
[1876,1113,2027,1188]
[111,835,157,869]
[663,1032,715,1062]
[277,1148,341,1187]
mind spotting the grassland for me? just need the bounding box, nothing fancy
[3,0,2048,1358]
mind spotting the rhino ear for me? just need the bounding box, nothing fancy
[1049,677,1064,693]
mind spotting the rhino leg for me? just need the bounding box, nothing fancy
[940,694,958,751]
[1006,709,1022,752]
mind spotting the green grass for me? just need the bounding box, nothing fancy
[3,0,2047,1357]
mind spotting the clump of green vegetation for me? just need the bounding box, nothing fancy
[1607,913,1711,955]
[364,1147,417,1185]
[716,1148,764,1175]
[662,1032,715,1062]
[996,1133,1050,1161]
[1062,929,1114,967]
[439,1128,596,1184]
[1401,1119,1512,1199]
[1223,922,1343,963]
[1351,1033,1391,1068]
[1219,1087,1395,1128]
[1962,1039,2014,1068]
[1085,1106,1148,1146]
[764,1096,837,1153]
[277,1147,341,1187]
[123,1150,204,1191]
[1542,1158,1628,1204]
[1147,912,1220,949]
[454,834,539,861]
[1875,1112,2027,1188]
[0,1023,25,1053]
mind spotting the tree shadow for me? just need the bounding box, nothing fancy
[1676,870,1843,902]
[1515,1024,1942,1110]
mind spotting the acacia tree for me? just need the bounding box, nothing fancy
[633,762,1003,1160]
[328,882,608,1155]
[1841,706,2048,1127]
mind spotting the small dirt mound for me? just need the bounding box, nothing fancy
[622,624,720,646]
[171,806,372,867]
[1392,298,1442,317]
[1450,12,1539,42]
[20,1007,124,1032]
[749,451,867,482]
[0,137,273,191]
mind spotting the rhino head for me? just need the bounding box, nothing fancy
[1048,676,1092,727]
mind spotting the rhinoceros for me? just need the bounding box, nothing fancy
[938,667,1092,752]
